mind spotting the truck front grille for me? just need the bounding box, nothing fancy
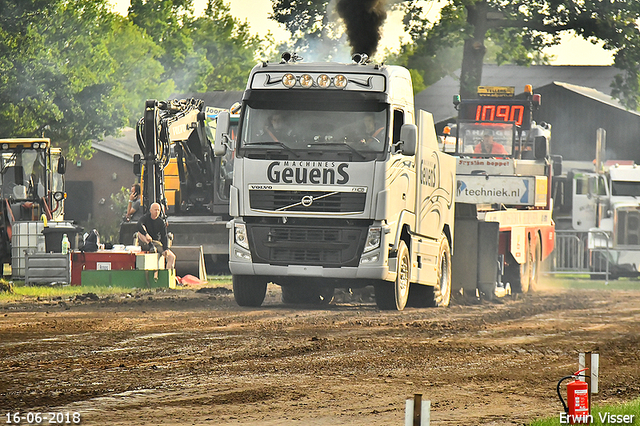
[616,207,640,246]
[247,223,367,267]
[249,190,366,213]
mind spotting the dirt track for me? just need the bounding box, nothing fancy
[1,280,640,426]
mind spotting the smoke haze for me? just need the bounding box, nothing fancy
[336,0,387,57]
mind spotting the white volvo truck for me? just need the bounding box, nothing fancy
[214,54,456,310]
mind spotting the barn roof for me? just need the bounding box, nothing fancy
[550,81,640,116]
[92,127,138,163]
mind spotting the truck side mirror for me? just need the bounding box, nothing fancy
[551,154,563,176]
[398,124,417,156]
[57,156,66,175]
[133,153,141,177]
[534,136,548,160]
[214,111,231,157]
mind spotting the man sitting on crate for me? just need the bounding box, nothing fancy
[136,202,176,270]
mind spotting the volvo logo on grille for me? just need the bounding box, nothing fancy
[301,195,313,207]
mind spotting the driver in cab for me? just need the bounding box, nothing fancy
[259,112,293,142]
[474,130,508,155]
[357,113,384,148]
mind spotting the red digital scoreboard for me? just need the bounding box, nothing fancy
[459,101,532,129]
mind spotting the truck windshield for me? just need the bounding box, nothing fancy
[239,103,388,160]
[457,122,514,156]
[611,180,640,197]
[0,150,47,200]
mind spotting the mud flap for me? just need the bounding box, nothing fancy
[451,207,501,300]
[477,221,501,299]
[451,217,479,298]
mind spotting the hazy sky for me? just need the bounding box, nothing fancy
[109,0,614,66]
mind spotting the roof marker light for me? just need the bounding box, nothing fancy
[282,73,296,88]
[334,74,347,89]
[300,74,313,88]
[317,74,331,88]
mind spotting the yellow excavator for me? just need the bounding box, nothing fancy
[120,98,237,278]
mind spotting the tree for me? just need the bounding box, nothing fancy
[190,0,268,91]
[270,1,640,109]
[403,0,640,108]
[129,0,266,93]
[104,16,175,127]
[128,0,210,92]
[0,0,169,159]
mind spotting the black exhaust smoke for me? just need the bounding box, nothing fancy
[336,0,387,57]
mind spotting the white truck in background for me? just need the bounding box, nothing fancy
[214,53,456,310]
[553,159,640,278]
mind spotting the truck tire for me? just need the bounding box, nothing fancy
[232,275,267,307]
[432,236,452,307]
[375,240,410,310]
[281,285,334,305]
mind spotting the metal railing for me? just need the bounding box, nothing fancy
[545,230,610,283]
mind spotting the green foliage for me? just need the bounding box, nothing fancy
[97,185,131,244]
[0,0,269,160]
[190,0,267,91]
[269,0,640,108]
[0,0,168,159]
[0,278,14,294]
[129,0,268,93]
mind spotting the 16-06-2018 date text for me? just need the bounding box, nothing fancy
[4,412,81,424]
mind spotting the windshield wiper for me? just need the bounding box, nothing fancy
[308,142,366,160]
[244,141,300,158]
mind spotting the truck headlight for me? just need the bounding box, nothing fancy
[363,226,381,253]
[235,223,249,250]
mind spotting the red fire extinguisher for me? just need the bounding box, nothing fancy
[557,368,590,424]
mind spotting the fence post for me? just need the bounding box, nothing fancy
[405,394,430,426]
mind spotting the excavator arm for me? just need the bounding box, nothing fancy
[135,98,209,214]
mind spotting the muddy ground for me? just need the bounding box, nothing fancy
[1,279,639,426]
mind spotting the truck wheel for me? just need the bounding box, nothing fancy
[432,236,452,307]
[232,275,267,307]
[375,240,410,310]
[281,285,334,305]
[408,237,452,307]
